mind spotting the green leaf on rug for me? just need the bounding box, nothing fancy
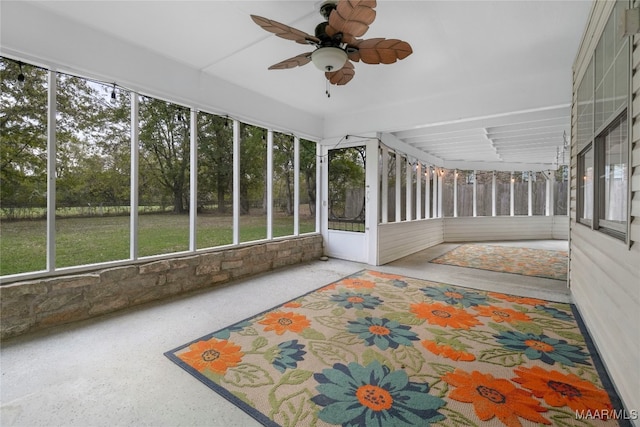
[361,348,392,369]
[330,331,364,346]
[314,316,347,330]
[512,320,543,336]
[537,318,583,333]
[279,369,313,386]
[271,389,317,427]
[331,307,345,317]
[303,301,335,310]
[385,311,424,326]
[223,363,274,387]
[237,326,258,336]
[251,336,268,351]
[300,327,326,340]
[554,329,586,343]
[438,406,481,427]
[309,341,358,365]
[427,362,455,376]
[478,347,524,366]
[392,346,425,373]
[487,321,511,333]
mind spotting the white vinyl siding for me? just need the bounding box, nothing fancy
[571,0,640,418]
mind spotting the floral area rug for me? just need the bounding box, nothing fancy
[165,270,626,427]
[430,244,568,281]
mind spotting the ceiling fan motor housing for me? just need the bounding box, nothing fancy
[319,1,338,20]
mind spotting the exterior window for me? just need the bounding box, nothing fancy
[575,0,629,240]
[597,114,628,237]
[578,146,594,225]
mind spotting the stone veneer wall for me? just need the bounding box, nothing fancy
[0,234,323,340]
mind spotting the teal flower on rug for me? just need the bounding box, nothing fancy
[536,305,573,321]
[421,286,488,307]
[211,320,252,339]
[391,279,408,288]
[268,339,306,373]
[494,330,589,366]
[330,291,383,310]
[347,317,418,350]
[311,361,446,427]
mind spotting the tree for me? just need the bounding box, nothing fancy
[239,123,266,215]
[139,97,190,214]
[198,113,233,214]
[327,146,366,220]
[0,59,48,216]
[300,139,316,215]
[273,132,294,215]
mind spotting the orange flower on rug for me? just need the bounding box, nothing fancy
[442,369,552,426]
[165,270,625,427]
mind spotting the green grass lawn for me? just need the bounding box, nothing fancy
[0,213,316,276]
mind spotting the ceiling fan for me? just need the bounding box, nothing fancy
[250,0,413,87]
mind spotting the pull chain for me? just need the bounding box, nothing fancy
[325,79,331,98]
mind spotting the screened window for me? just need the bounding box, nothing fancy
[197,112,233,248]
[327,146,366,232]
[532,172,547,216]
[0,59,48,275]
[475,171,493,216]
[0,57,320,280]
[299,139,317,233]
[56,75,131,267]
[273,132,295,238]
[138,96,190,256]
[239,123,267,242]
[554,166,569,216]
[441,169,454,217]
[495,172,511,216]
[456,170,474,217]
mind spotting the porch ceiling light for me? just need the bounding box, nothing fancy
[311,47,348,72]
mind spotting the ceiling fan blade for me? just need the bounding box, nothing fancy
[327,0,377,39]
[326,61,355,85]
[268,52,313,70]
[350,38,413,64]
[251,15,319,45]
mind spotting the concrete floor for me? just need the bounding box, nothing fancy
[0,240,570,427]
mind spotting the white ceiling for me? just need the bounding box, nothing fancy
[10,0,592,170]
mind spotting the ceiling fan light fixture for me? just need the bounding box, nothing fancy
[311,47,347,72]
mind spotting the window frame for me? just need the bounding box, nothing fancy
[594,111,629,240]
[577,144,594,227]
[574,0,631,243]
